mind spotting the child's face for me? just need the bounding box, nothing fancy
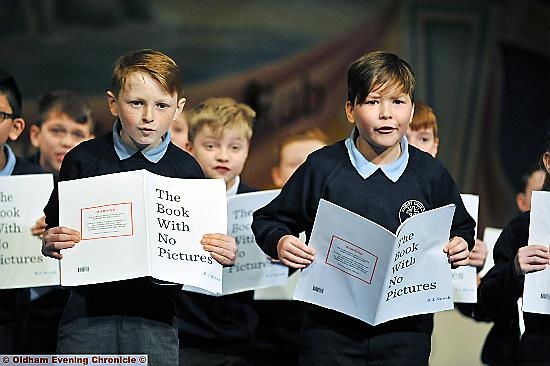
[272,139,326,188]
[188,125,249,190]
[30,111,94,173]
[405,127,439,158]
[345,84,413,156]
[170,114,188,151]
[0,94,24,149]
[107,71,185,150]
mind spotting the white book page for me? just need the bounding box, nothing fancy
[479,227,502,278]
[222,190,288,294]
[59,170,149,286]
[146,173,226,293]
[375,204,455,324]
[0,174,59,289]
[293,199,396,325]
[523,191,550,314]
[254,231,306,300]
[451,194,479,303]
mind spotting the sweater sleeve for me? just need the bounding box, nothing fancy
[478,213,528,319]
[252,157,322,259]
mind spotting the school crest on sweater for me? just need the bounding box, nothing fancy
[399,200,426,223]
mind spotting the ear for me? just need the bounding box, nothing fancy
[433,137,439,157]
[174,97,186,119]
[185,142,194,154]
[271,166,284,188]
[29,124,41,148]
[516,192,528,213]
[544,152,550,175]
[345,101,355,124]
[8,117,25,141]
[106,91,119,117]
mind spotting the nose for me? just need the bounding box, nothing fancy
[380,102,392,119]
[61,133,75,148]
[216,147,229,162]
[142,105,154,123]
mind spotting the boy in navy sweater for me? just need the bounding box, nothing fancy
[0,69,44,354]
[252,51,475,365]
[41,50,237,365]
[177,97,257,365]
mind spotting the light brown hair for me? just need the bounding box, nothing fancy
[273,127,328,166]
[187,97,255,144]
[109,49,183,98]
[410,101,438,139]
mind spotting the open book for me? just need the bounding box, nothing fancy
[0,174,59,289]
[522,191,550,314]
[294,199,456,325]
[58,170,227,293]
[184,190,289,295]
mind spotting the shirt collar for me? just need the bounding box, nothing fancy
[226,175,240,197]
[0,144,17,176]
[112,119,171,163]
[344,127,409,182]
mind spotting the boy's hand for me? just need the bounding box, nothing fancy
[514,245,550,277]
[41,226,81,260]
[443,236,470,267]
[277,235,315,269]
[31,216,47,238]
[201,233,236,265]
[469,239,488,270]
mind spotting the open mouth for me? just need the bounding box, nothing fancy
[375,127,396,134]
[214,166,230,173]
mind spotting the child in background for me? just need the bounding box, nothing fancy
[40,49,236,365]
[270,127,328,188]
[255,126,328,366]
[170,109,189,151]
[176,97,257,366]
[404,101,438,158]
[29,90,95,178]
[479,131,550,365]
[0,68,44,354]
[25,90,95,354]
[252,51,475,365]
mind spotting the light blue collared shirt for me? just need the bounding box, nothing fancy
[0,145,17,176]
[344,128,409,182]
[112,120,171,163]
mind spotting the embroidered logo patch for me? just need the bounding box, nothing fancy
[399,200,426,223]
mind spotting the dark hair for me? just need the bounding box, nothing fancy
[0,68,22,118]
[36,90,94,131]
[347,51,415,105]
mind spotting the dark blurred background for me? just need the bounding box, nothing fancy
[1,0,549,231]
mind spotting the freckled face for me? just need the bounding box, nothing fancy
[107,71,185,150]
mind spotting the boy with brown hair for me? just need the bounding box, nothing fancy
[177,97,257,365]
[29,90,95,177]
[252,51,475,365]
[0,68,44,354]
[170,110,189,151]
[271,127,328,188]
[405,101,439,158]
[40,50,236,364]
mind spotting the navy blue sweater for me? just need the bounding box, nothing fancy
[43,132,204,325]
[252,140,475,335]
